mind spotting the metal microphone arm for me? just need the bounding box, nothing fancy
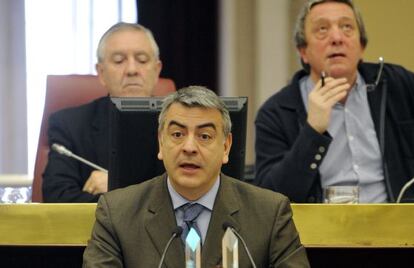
[228,226,257,268]
[222,222,257,268]
[51,143,108,173]
[366,56,384,92]
[396,177,414,203]
[158,227,183,268]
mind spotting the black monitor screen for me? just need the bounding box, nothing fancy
[108,96,247,191]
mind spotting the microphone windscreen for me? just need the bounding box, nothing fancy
[173,226,183,236]
[222,221,233,230]
[51,143,62,152]
[52,143,71,156]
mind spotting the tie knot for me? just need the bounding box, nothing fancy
[182,203,204,223]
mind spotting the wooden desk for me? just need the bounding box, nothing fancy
[0,203,95,246]
[1,203,414,247]
[292,204,414,248]
[1,204,414,267]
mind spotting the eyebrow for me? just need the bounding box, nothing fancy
[110,50,150,57]
[168,120,217,131]
[312,16,354,23]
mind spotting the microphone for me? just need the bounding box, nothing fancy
[158,226,183,268]
[366,56,384,92]
[396,177,414,203]
[51,143,108,173]
[222,222,257,268]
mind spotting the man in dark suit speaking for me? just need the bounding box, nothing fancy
[83,86,309,267]
[42,22,162,202]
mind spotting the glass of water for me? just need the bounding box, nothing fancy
[324,185,359,204]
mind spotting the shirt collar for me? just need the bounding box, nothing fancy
[167,175,220,211]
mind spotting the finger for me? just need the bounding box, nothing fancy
[83,178,93,193]
[321,83,350,101]
[319,78,348,95]
[313,77,335,93]
[325,89,348,106]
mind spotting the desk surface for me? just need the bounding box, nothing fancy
[1,204,414,247]
[292,204,414,248]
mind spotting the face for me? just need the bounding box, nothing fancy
[158,103,232,200]
[96,29,162,97]
[299,2,365,84]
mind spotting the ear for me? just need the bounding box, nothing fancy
[298,47,309,64]
[156,60,163,77]
[157,131,163,160]
[222,133,233,164]
[95,63,107,88]
[360,45,366,59]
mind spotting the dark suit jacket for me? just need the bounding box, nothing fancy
[43,97,110,202]
[42,95,166,203]
[83,174,309,267]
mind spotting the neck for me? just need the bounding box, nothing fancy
[172,177,219,201]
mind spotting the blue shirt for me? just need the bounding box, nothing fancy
[300,73,388,203]
[167,176,220,243]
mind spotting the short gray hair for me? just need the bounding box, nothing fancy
[158,86,232,137]
[96,22,159,63]
[294,0,368,70]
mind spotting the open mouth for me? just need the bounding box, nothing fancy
[179,163,201,170]
[328,53,346,59]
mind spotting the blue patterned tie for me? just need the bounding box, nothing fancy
[181,203,204,242]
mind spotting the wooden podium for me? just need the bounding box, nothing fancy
[1,203,414,267]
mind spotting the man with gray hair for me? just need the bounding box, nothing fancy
[255,0,414,203]
[43,22,162,202]
[83,86,310,267]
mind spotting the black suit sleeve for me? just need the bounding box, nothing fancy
[254,100,331,203]
[42,111,99,203]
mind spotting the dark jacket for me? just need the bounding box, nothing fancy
[254,62,414,203]
[42,97,110,202]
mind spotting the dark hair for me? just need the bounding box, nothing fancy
[158,86,232,137]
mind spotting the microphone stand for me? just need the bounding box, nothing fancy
[396,177,414,203]
[51,143,108,173]
[223,222,257,268]
[158,227,183,268]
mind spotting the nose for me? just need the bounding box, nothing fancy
[126,58,140,76]
[330,26,343,46]
[182,135,198,155]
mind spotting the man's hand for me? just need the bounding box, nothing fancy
[307,77,350,133]
[83,170,108,195]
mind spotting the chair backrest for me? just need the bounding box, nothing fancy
[31,75,176,202]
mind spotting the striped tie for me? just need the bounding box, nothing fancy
[181,203,204,242]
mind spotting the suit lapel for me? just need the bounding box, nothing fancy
[360,63,387,152]
[145,175,185,268]
[278,71,308,128]
[91,97,110,167]
[202,175,241,267]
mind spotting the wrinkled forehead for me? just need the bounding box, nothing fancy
[102,29,155,56]
[307,0,354,10]
[163,103,223,130]
[307,1,356,23]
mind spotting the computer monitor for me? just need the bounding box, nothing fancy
[108,96,247,191]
